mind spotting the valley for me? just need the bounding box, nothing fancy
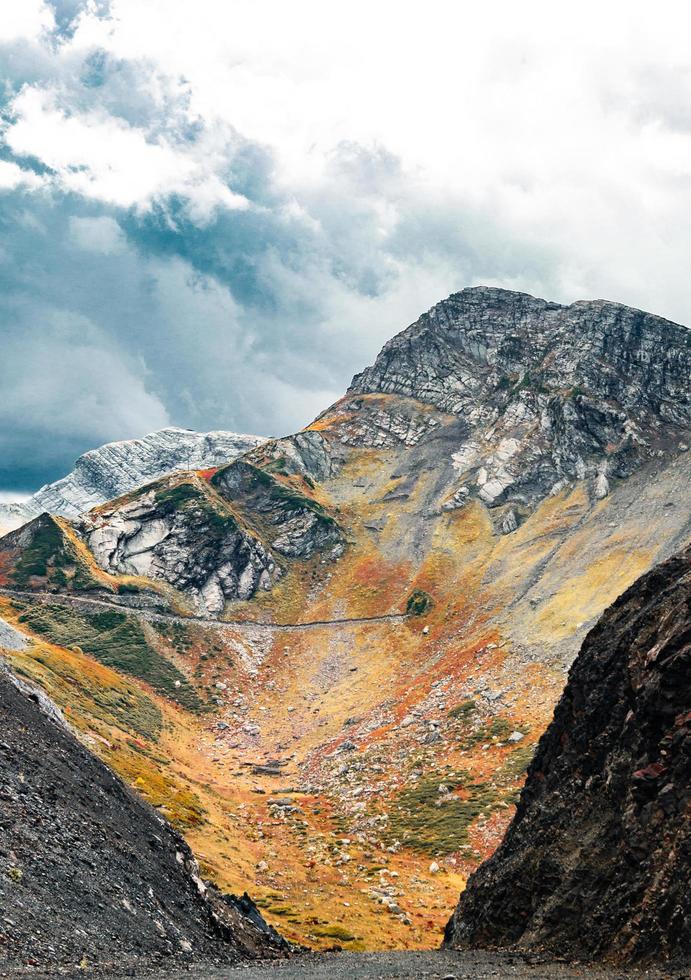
[0,287,689,963]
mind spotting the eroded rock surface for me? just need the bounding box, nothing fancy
[0,663,288,971]
[80,476,280,614]
[445,544,691,966]
[346,287,691,529]
[212,459,345,560]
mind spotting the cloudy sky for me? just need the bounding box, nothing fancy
[1,0,691,491]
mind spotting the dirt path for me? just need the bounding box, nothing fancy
[88,950,680,980]
[0,587,409,633]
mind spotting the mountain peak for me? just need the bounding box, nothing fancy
[350,287,690,422]
[0,427,266,529]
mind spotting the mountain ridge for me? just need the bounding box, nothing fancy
[0,427,266,531]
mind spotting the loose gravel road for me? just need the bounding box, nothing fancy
[7,950,685,980]
[160,950,683,980]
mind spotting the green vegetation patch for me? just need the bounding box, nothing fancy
[17,604,201,711]
[385,769,502,854]
[213,461,334,522]
[498,742,536,781]
[11,518,102,592]
[457,715,513,749]
[406,589,434,616]
[448,699,477,721]
[116,581,141,595]
[312,925,357,942]
[262,456,290,476]
[155,619,195,654]
[154,482,204,510]
[211,461,343,560]
[12,645,162,741]
[154,480,243,542]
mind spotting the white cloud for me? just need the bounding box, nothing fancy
[45,0,691,326]
[0,309,170,447]
[69,215,126,253]
[0,159,46,191]
[5,86,249,215]
[0,0,54,42]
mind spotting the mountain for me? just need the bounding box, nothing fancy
[77,455,345,615]
[0,427,266,530]
[0,657,288,972]
[0,286,688,950]
[348,287,690,518]
[445,543,690,967]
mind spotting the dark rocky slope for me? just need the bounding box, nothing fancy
[0,663,287,972]
[445,544,691,965]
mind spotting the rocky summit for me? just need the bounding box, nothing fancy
[0,287,689,955]
[0,427,265,530]
[348,287,691,523]
[445,543,691,967]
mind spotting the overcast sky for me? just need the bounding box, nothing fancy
[1,0,691,491]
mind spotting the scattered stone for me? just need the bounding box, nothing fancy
[500,509,518,534]
[593,471,610,500]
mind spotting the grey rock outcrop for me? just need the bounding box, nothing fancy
[72,456,346,614]
[345,287,691,521]
[211,459,345,561]
[0,617,29,651]
[248,429,341,483]
[79,476,279,615]
[351,288,690,423]
[0,427,265,528]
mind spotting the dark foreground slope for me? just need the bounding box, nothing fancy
[0,665,287,972]
[445,544,691,965]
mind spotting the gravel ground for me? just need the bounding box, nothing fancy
[159,950,685,980]
[4,949,686,980]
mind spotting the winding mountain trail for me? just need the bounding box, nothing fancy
[0,586,410,633]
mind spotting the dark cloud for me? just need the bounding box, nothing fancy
[47,1,111,40]
[0,10,564,492]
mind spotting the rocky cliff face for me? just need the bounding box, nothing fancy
[346,287,691,529]
[445,544,691,966]
[74,465,345,614]
[0,427,265,529]
[0,660,288,971]
[211,458,345,560]
[78,475,282,615]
